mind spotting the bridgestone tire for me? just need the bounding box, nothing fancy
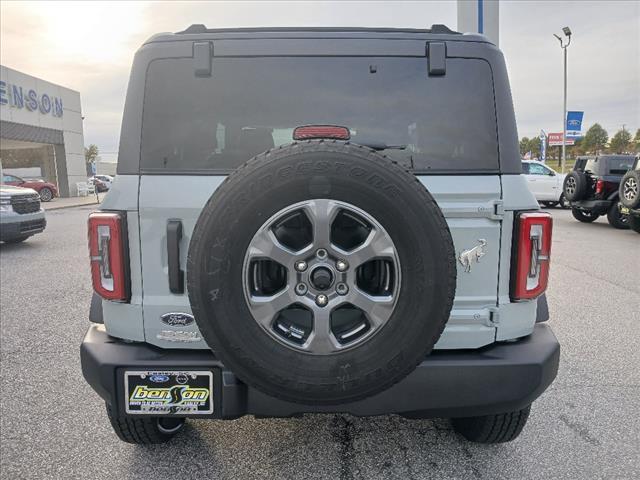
[452,405,531,443]
[628,215,640,234]
[106,403,184,444]
[606,203,629,230]
[187,141,457,405]
[571,208,598,223]
[619,170,640,209]
[563,172,587,201]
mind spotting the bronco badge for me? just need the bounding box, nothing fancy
[458,239,487,273]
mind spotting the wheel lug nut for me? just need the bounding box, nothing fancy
[295,283,308,295]
[336,283,349,295]
[316,249,328,260]
[336,259,348,272]
[295,260,308,272]
[315,294,328,307]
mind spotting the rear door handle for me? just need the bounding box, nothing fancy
[167,220,184,294]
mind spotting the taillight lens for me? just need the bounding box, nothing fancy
[88,212,130,302]
[595,179,604,195]
[293,125,350,141]
[511,212,552,301]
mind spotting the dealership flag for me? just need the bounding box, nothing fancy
[539,130,547,163]
[566,111,584,138]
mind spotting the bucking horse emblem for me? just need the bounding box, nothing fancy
[458,239,487,273]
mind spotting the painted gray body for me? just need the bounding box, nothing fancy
[99,173,539,350]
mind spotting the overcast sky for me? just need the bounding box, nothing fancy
[1,1,638,158]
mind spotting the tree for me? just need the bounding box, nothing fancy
[609,129,632,154]
[519,137,530,157]
[84,144,99,176]
[526,137,541,158]
[633,129,640,152]
[582,124,608,154]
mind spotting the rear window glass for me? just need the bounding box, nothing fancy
[140,56,498,173]
[605,156,634,174]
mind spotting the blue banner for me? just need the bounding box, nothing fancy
[566,111,584,138]
[539,130,547,162]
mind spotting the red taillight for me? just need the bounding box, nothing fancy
[595,179,604,195]
[511,212,552,301]
[88,212,130,302]
[293,125,350,141]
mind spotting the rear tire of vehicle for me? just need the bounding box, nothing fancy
[563,172,587,201]
[188,141,457,405]
[619,170,640,209]
[571,208,598,223]
[628,215,640,234]
[39,187,53,202]
[606,203,629,230]
[106,403,185,444]
[451,405,531,443]
[3,236,30,244]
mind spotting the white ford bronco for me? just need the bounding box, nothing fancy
[81,24,559,444]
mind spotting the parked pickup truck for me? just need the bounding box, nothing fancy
[0,185,47,243]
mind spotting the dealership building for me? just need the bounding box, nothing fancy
[1,65,86,197]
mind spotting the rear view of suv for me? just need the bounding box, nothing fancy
[80,25,559,445]
[563,155,635,228]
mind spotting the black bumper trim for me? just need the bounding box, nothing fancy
[81,324,560,419]
[0,218,46,240]
[571,199,611,212]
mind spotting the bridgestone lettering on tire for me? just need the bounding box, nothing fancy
[187,141,457,405]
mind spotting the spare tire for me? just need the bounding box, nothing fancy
[619,170,640,209]
[563,171,588,201]
[187,141,456,405]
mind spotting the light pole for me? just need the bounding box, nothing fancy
[554,26,572,173]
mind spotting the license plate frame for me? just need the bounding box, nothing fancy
[124,370,214,415]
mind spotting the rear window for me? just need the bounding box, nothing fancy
[140,56,499,173]
[604,156,634,174]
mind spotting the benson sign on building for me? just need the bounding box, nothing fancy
[0,65,86,197]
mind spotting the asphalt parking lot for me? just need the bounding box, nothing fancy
[1,206,638,479]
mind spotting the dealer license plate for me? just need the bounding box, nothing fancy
[620,206,630,214]
[124,370,213,415]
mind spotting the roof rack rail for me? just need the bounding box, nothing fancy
[429,24,460,35]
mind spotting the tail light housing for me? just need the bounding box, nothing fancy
[88,212,130,302]
[595,179,605,196]
[511,212,552,301]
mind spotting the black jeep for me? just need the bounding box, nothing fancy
[563,155,635,228]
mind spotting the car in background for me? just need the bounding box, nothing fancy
[562,155,635,229]
[522,161,568,208]
[1,173,58,202]
[0,185,47,243]
[618,156,640,234]
[88,177,109,192]
[92,175,114,190]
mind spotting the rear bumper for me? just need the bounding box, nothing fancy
[571,199,611,214]
[81,323,560,419]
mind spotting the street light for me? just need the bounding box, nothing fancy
[554,26,572,173]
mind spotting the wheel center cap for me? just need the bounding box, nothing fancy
[310,266,333,291]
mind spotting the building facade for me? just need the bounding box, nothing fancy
[1,65,86,197]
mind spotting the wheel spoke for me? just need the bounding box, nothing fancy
[304,308,340,354]
[344,228,395,267]
[247,227,297,268]
[248,287,297,328]
[303,199,339,249]
[342,289,395,328]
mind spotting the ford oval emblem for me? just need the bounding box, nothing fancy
[149,374,170,383]
[161,312,195,327]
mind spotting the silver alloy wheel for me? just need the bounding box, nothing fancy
[623,177,638,202]
[242,199,401,355]
[565,177,576,196]
[39,188,52,202]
